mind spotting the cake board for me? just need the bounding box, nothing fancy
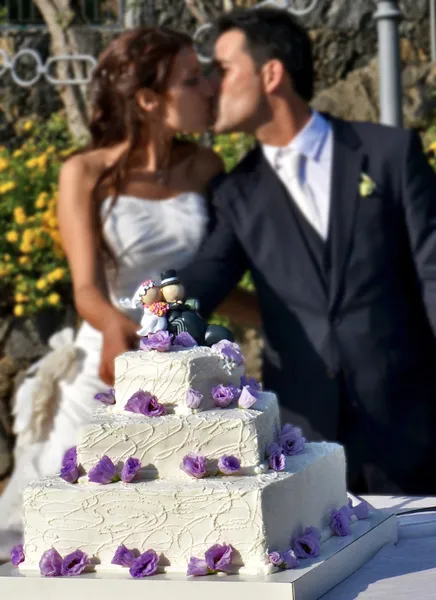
[0,510,397,600]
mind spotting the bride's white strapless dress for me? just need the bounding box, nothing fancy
[0,192,208,553]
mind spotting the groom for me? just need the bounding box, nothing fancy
[180,7,436,494]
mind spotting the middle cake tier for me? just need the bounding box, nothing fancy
[77,392,280,479]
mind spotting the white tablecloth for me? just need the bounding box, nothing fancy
[321,495,436,599]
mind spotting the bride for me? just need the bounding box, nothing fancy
[0,25,254,553]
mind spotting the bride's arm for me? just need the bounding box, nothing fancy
[57,156,138,384]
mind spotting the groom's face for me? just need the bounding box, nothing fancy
[212,29,264,134]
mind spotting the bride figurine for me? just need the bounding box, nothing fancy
[120,279,169,336]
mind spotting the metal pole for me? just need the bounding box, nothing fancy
[430,0,436,62]
[374,0,403,127]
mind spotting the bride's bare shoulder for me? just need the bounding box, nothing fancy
[58,147,113,198]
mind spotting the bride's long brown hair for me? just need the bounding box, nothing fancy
[82,26,192,267]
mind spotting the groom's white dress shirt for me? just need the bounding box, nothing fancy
[262,110,333,240]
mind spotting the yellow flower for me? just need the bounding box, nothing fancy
[0,146,6,152]
[47,267,65,283]
[13,149,23,158]
[359,173,376,197]
[14,304,24,317]
[18,256,29,265]
[23,120,34,132]
[47,292,61,306]
[35,192,48,209]
[36,298,44,307]
[14,207,26,225]
[19,243,32,254]
[213,145,222,154]
[36,278,48,290]
[46,145,56,154]
[230,133,240,141]
[47,216,58,229]
[0,157,9,172]
[15,292,28,303]
[3,254,10,261]
[6,231,19,243]
[0,182,16,195]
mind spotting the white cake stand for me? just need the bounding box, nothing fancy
[0,510,397,600]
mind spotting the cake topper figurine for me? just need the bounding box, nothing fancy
[120,279,169,337]
[159,269,234,347]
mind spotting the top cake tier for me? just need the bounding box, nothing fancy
[114,346,245,414]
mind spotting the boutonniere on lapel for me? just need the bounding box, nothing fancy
[359,173,376,197]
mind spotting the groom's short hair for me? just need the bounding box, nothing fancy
[215,7,314,102]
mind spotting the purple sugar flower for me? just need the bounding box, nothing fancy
[349,499,370,520]
[240,375,261,393]
[267,442,286,472]
[212,384,237,408]
[238,386,257,409]
[279,424,306,456]
[172,332,198,348]
[111,544,136,567]
[121,457,141,483]
[212,340,244,366]
[291,527,321,559]
[205,544,234,573]
[39,548,63,577]
[94,388,115,406]
[129,549,158,578]
[218,455,241,475]
[268,551,283,567]
[88,455,119,484]
[282,549,299,569]
[181,453,207,478]
[60,446,79,484]
[186,388,203,409]
[187,556,210,576]
[10,544,25,566]
[60,549,89,576]
[330,506,352,537]
[139,331,172,352]
[125,390,166,416]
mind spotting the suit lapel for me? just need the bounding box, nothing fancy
[327,118,365,313]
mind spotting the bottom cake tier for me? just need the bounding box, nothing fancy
[21,442,347,576]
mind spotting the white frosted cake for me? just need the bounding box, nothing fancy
[18,334,367,579]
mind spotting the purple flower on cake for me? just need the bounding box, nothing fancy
[330,506,352,537]
[267,442,286,472]
[121,457,141,483]
[291,527,321,559]
[205,544,234,573]
[238,386,257,409]
[187,556,210,576]
[88,455,120,484]
[93,388,115,406]
[60,549,89,576]
[348,498,370,520]
[268,549,299,570]
[129,549,159,578]
[218,455,241,475]
[212,340,244,367]
[186,388,203,409]
[111,544,136,567]
[139,330,172,352]
[240,375,261,393]
[212,384,237,408]
[10,544,25,566]
[279,424,306,456]
[181,453,207,478]
[125,390,166,417]
[60,446,79,484]
[39,548,63,577]
[172,332,198,348]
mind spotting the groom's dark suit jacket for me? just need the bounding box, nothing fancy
[180,117,436,493]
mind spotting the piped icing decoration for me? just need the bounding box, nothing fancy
[267,549,299,570]
[94,388,116,406]
[139,330,172,352]
[217,455,241,475]
[60,447,79,484]
[211,383,239,408]
[88,455,142,484]
[186,388,203,409]
[266,442,286,472]
[211,339,244,373]
[129,549,159,578]
[125,390,166,416]
[10,544,25,566]
[60,549,90,576]
[187,543,234,576]
[291,527,321,559]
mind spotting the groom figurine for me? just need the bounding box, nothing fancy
[180,7,436,494]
